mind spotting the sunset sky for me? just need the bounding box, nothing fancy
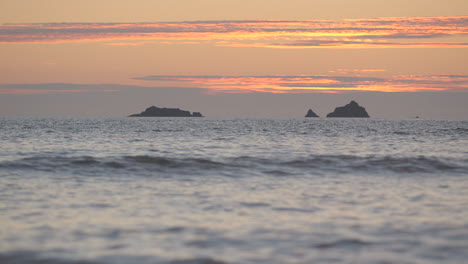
[1,0,467,118]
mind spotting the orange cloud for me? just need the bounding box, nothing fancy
[0,16,466,48]
[3,75,467,95]
[253,40,468,49]
[133,75,468,93]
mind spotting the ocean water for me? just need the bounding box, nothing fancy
[1,118,468,264]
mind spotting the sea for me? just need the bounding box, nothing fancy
[1,117,467,264]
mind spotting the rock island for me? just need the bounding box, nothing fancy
[305,109,319,117]
[128,106,204,117]
[326,101,369,118]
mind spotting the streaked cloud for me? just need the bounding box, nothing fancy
[0,83,121,94]
[1,16,466,48]
[250,40,468,49]
[3,75,468,95]
[134,74,468,93]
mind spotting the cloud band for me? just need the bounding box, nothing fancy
[1,16,467,48]
[133,74,468,93]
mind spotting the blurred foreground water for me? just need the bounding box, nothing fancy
[1,118,467,264]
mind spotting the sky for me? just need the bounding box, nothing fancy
[1,0,467,118]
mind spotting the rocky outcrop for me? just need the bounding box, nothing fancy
[305,109,319,117]
[326,101,369,118]
[128,106,204,117]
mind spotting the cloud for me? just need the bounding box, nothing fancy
[4,75,467,95]
[0,83,122,94]
[256,39,468,49]
[1,16,467,48]
[3,75,468,95]
[133,74,468,93]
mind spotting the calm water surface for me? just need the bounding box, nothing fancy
[1,118,467,264]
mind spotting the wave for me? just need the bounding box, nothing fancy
[314,238,372,249]
[0,154,466,177]
[0,251,226,264]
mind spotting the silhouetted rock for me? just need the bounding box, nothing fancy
[305,109,319,117]
[326,101,370,118]
[128,106,203,117]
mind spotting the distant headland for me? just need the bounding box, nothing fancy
[128,106,203,117]
[326,101,369,118]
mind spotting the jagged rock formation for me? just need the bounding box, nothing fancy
[326,101,369,118]
[305,109,319,117]
[128,106,204,117]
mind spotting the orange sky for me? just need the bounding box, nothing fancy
[0,0,467,118]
